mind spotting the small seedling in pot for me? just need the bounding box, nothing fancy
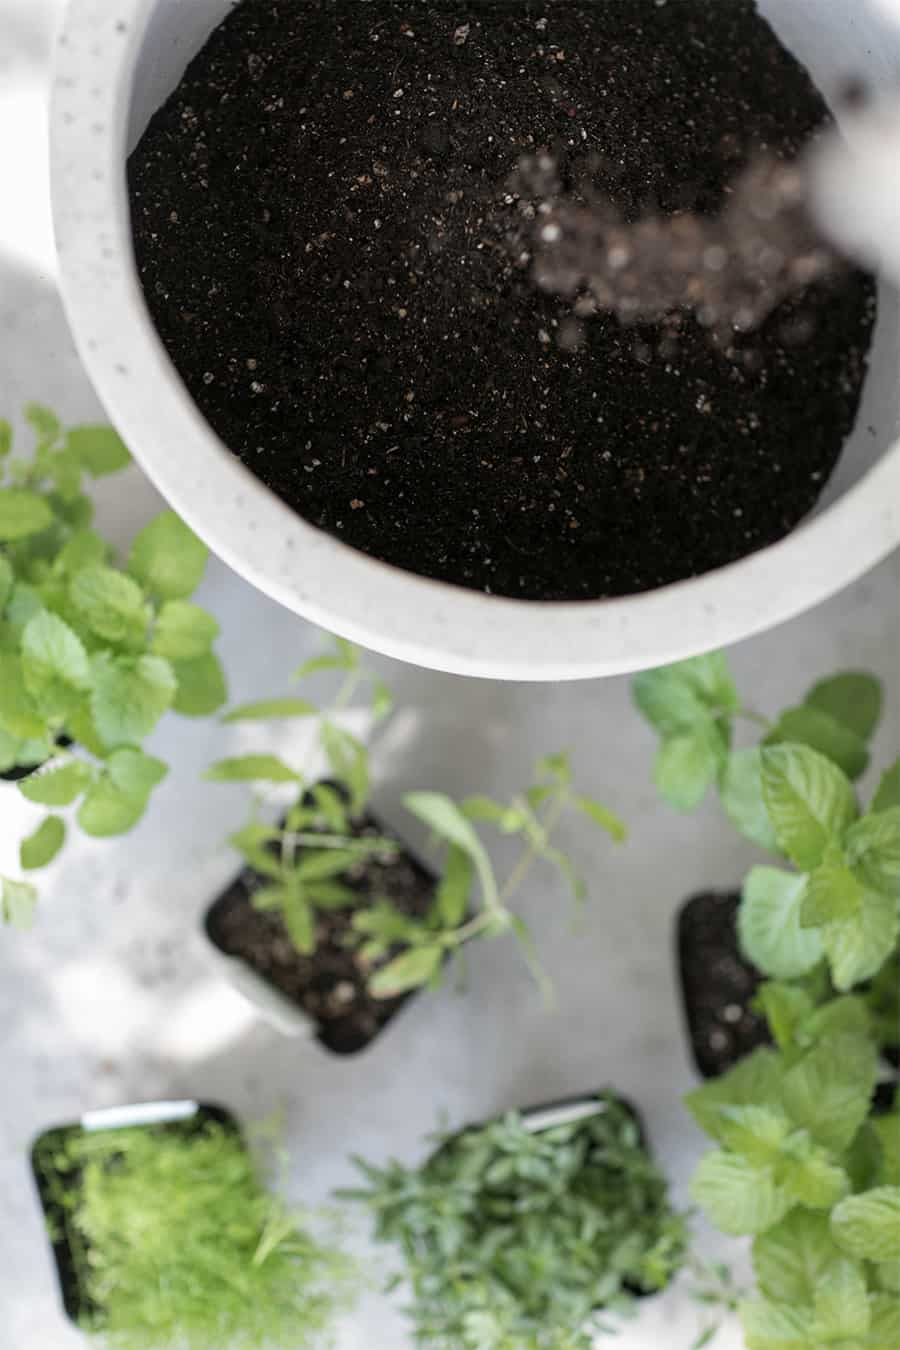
[0,407,227,925]
[342,1092,688,1350]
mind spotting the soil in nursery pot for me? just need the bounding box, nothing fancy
[206,808,437,1054]
[129,0,876,603]
[678,891,770,1079]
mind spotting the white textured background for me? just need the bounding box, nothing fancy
[1,3,898,1347]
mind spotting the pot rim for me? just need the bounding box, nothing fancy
[49,0,900,681]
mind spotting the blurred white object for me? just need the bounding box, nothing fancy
[814,99,900,286]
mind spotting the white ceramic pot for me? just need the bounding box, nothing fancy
[50,0,900,681]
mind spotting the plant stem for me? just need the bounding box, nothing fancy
[499,793,567,905]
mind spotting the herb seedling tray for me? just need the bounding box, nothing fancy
[204,788,437,1055]
[31,1099,238,1325]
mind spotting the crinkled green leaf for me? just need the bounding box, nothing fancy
[869,1295,900,1349]
[206,754,299,783]
[369,945,443,999]
[22,611,90,715]
[106,747,167,803]
[780,1033,879,1154]
[77,779,147,837]
[221,696,315,724]
[1,877,37,927]
[690,1152,790,1236]
[767,704,869,780]
[0,489,54,541]
[715,1106,791,1166]
[846,808,900,899]
[18,759,92,806]
[753,1210,844,1306]
[65,425,131,476]
[721,748,779,853]
[801,844,866,927]
[70,566,149,647]
[654,724,725,811]
[151,601,220,661]
[0,651,47,738]
[171,651,227,717]
[20,815,65,871]
[686,1048,784,1141]
[90,653,176,749]
[761,745,857,872]
[832,1188,900,1264]
[128,511,208,600]
[739,1298,811,1350]
[755,982,815,1051]
[823,888,900,992]
[739,867,823,980]
[633,667,712,737]
[812,1257,870,1339]
[52,528,107,577]
[805,672,883,742]
[779,1135,850,1210]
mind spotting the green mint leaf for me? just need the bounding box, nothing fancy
[739,1298,811,1350]
[655,723,726,811]
[0,419,11,457]
[206,754,299,783]
[432,844,473,929]
[70,565,150,647]
[77,779,146,837]
[780,1033,879,1154]
[24,403,60,443]
[801,995,872,1048]
[753,1210,843,1306]
[874,1115,900,1187]
[739,866,823,980]
[0,489,54,541]
[761,745,857,872]
[805,672,883,743]
[18,759,92,806]
[7,581,42,635]
[128,510,208,600]
[686,1048,784,1141]
[52,528,108,577]
[221,696,316,723]
[22,611,91,716]
[756,982,815,1051]
[813,1258,870,1340]
[690,1152,791,1237]
[2,877,38,927]
[369,945,443,999]
[49,491,93,531]
[151,601,220,661]
[801,845,866,927]
[0,652,47,739]
[90,653,176,749]
[778,1136,850,1210]
[404,791,499,914]
[107,747,168,803]
[873,759,900,814]
[20,815,66,871]
[767,705,869,781]
[633,668,711,737]
[282,888,315,954]
[65,425,131,476]
[869,1296,900,1348]
[715,1106,791,1166]
[0,555,13,611]
[720,748,779,853]
[574,795,627,842]
[822,888,900,992]
[845,807,900,898]
[320,723,368,815]
[832,1188,900,1264]
[65,701,107,759]
[171,651,227,717]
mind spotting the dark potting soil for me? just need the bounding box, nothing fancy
[206,809,436,1054]
[128,0,876,602]
[677,891,769,1079]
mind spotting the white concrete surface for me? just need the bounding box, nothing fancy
[1,4,898,1347]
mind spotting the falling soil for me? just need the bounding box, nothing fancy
[677,891,769,1079]
[206,810,436,1055]
[129,0,876,601]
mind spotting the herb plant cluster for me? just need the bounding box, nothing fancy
[0,408,227,923]
[345,1094,688,1350]
[209,637,625,1001]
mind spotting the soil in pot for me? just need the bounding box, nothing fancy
[206,803,437,1054]
[129,0,876,603]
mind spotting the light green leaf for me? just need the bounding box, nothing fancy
[715,1106,791,1166]
[372,677,393,723]
[0,555,13,611]
[755,982,815,1052]
[779,1136,850,1210]
[761,745,857,872]
[293,641,358,680]
[404,791,499,914]
[304,881,358,911]
[22,611,90,715]
[171,651,227,717]
[229,824,283,880]
[150,601,219,661]
[873,759,900,814]
[654,724,725,811]
[320,722,368,815]
[106,747,168,803]
[753,1210,844,1306]
[18,759,92,806]
[740,1299,810,1350]
[310,783,350,833]
[0,419,11,457]
[369,946,443,999]
[574,795,627,842]
[846,807,900,898]
[128,511,208,600]
[721,748,779,853]
[832,1188,900,1263]
[77,780,146,837]
[870,1295,900,1349]
[65,425,131,476]
[690,1152,790,1237]
[686,1048,784,1140]
[801,995,872,1047]
[70,566,149,646]
[294,850,359,882]
[52,528,108,577]
[739,866,823,980]
[25,403,60,442]
[206,754,299,783]
[801,845,866,927]
[0,652,47,738]
[823,888,900,992]
[282,889,315,955]
[65,702,107,759]
[432,845,473,929]
[633,667,711,737]
[1,877,38,927]
[535,751,572,784]
[0,489,54,541]
[221,696,316,724]
[7,581,42,635]
[20,815,65,871]
[805,672,883,742]
[813,1258,870,1339]
[90,653,176,749]
[780,1033,879,1153]
[768,705,869,780]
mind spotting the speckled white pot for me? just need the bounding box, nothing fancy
[50,0,900,681]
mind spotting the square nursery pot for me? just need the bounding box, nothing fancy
[204,795,437,1056]
[31,1099,238,1325]
[677,891,900,1096]
[50,0,900,681]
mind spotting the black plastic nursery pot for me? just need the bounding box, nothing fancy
[31,1100,237,1325]
[205,791,438,1056]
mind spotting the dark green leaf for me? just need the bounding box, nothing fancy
[767,705,869,781]
[873,759,900,814]
[20,815,66,871]
[805,672,882,742]
[69,565,149,647]
[0,419,11,458]
[171,651,227,717]
[305,881,358,910]
[432,845,473,929]
[0,556,13,611]
[128,511,208,600]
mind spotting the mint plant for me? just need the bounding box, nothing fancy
[36,1115,354,1348]
[344,1094,688,1350]
[210,638,625,1001]
[0,408,227,924]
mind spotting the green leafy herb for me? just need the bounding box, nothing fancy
[20,815,66,871]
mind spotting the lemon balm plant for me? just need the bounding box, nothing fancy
[0,407,227,923]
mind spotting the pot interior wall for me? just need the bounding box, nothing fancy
[126,0,900,517]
